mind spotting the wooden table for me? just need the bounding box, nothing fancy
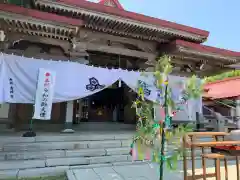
[183,132,240,180]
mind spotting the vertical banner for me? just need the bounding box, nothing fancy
[33,68,56,120]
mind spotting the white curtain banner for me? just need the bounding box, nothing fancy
[0,53,203,120]
[0,56,5,103]
[1,54,119,103]
[119,70,159,103]
[33,68,56,120]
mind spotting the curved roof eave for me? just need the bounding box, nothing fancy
[173,40,240,57]
[204,77,240,99]
[53,0,209,39]
[0,3,84,26]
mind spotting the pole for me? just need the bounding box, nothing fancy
[196,112,200,131]
[159,82,168,180]
[30,118,33,130]
[22,110,36,137]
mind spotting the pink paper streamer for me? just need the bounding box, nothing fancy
[160,107,165,118]
[145,148,151,160]
[132,145,137,161]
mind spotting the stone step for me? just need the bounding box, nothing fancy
[0,155,131,170]
[0,149,205,171]
[0,161,148,179]
[2,140,132,152]
[0,135,213,151]
[0,147,130,161]
[0,140,211,160]
[0,133,133,144]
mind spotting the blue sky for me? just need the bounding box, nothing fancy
[89,0,240,51]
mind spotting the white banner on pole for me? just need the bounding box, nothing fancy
[33,68,56,120]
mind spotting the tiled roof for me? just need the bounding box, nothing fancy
[55,0,209,37]
[0,3,84,26]
[172,40,240,57]
[204,77,240,99]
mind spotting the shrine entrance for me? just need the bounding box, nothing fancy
[73,82,137,124]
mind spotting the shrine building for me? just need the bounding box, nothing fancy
[0,0,240,131]
[203,75,240,130]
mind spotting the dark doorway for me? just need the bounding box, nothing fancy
[88,86,124,122]
[73,82,137,124]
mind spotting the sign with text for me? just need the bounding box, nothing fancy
[33,68,56,120]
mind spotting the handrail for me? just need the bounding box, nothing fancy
[203,106,238,126]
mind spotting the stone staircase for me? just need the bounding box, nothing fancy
[0,132,214,179]
[0,132,137,179]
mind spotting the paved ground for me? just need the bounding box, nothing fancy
[68,163,183,180]
[68,160,240,180]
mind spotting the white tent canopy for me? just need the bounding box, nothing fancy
[0,53,202,120]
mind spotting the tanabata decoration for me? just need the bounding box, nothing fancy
[130,55,204,180]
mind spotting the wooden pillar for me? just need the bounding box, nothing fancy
[6,103,15,129]
[196,112,200,131]
[77,99,83,123]
[62,101,75,133]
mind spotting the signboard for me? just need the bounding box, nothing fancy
[33,68,56,120]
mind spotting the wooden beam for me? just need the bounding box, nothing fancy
[6,32,71,52]
[178,47,237,64]
[78,29,158,53]
[5,32,155,61]
[3,49,87,62]
[75,41,157,60]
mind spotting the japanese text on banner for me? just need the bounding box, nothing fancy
[33,69,56,120]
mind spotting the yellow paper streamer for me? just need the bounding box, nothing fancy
[137,141,144,160]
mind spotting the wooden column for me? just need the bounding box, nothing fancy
[62,101,75,133]
[7,104,16,129]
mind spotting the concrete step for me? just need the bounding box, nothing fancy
[0,161,148,179]
[0,147,207,171]
[1,139,132,152]
[0,139,212,161]
[0,147,130,161]
[0,133,133,144]
[0,133,216,179]
[0,155,131,170]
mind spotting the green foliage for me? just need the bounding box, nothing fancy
[185,75,204,99]
[132,55,200,172]
[220,99,236,106]
[204,70,240,83]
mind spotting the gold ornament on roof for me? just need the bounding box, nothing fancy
[104,0,117,7]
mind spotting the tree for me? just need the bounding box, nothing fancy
[130,55,203,180]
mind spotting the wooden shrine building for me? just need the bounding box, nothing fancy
[0,0,240,131]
